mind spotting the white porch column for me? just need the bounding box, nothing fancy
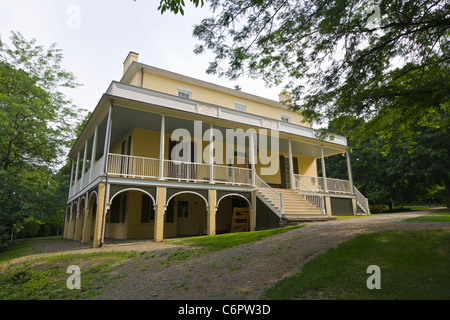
[75,151,80,191]
[320,146,328,192]
[321,146,333,216]
[102,104,113,173]
[159,114,165,180]
[89,125,98,181]
[69,160,74,196]
[81,140,88,181]
[346,151,354,192]
[249,130,256,186]
[346,151,357,216]
[209,123,214,183]
[288,139,294,188]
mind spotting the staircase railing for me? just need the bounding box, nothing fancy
[354,186,370,214]
[254,174,283,217]
[292,174,326,215]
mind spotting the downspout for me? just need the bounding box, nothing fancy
[141,68,144,88]
[99,103,113,248]
[62,158,74,238]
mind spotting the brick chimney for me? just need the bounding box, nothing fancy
[123,51,139,74]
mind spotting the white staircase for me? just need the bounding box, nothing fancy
[354,186,370,215]
[254,175,283,218]
[274,188,324,219]
[255,174,370,222]
[255,174,327,222]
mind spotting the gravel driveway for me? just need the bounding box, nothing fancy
[74,210,447,300]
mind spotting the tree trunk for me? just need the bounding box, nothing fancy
[3,140,13,171]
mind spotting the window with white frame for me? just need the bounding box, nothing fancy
[234,101,246,112]
[281,114,290,123]
[177,86,192,99]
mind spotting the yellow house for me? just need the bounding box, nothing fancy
[64,52,370,247]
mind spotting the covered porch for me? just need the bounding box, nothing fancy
[68,103,356,190]
[67,101,369,218]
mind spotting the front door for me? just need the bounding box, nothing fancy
[279,155,298,189]
[280,155,288,188]
[120,136,131,175]
[177,199,193,235]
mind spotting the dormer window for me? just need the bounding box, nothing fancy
[177,86,192,99]
[281,114,290,123]
[234,101,246,112]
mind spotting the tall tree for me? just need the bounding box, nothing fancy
[0,31,82,246]
[324,113,449,209]
[0,31,81,171]
[157,0,449,206]
[187,0,449,126]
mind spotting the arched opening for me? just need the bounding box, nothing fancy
[82,192,97,243]
[104,188,156,241]
[74,198,86,241]
[165,191,208,238]
[63,206,70,239]
[69,202,78,239]
[216,194,250,234]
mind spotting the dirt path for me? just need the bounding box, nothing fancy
[78,210,447,300]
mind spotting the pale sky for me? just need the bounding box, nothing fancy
[0,0,284,115]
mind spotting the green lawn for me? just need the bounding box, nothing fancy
[261,229,450,300]
[170,225,303,252]
[0,236,63,264]
[0,225,302,300]
[0,240,32,264]
[336,215,372,220]
[0,248,140,300]
[404,209,450,222]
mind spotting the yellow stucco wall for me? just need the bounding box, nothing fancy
[297,155,318,176]
[129,72,308,126]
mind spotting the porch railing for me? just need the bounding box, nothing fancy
[107,153,253,186]
[255,174,282,215]
[108,153,160,179]
[164,159,210,182]
[294,174,352,194]
[354,186,370,214]
[213,164,252,186]
[69,155,105,197]
[292,174,326,215]
[71,153,369,217]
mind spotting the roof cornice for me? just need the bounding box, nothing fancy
[121,61,289,111]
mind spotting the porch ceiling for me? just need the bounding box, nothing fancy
[70,88,348,159]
